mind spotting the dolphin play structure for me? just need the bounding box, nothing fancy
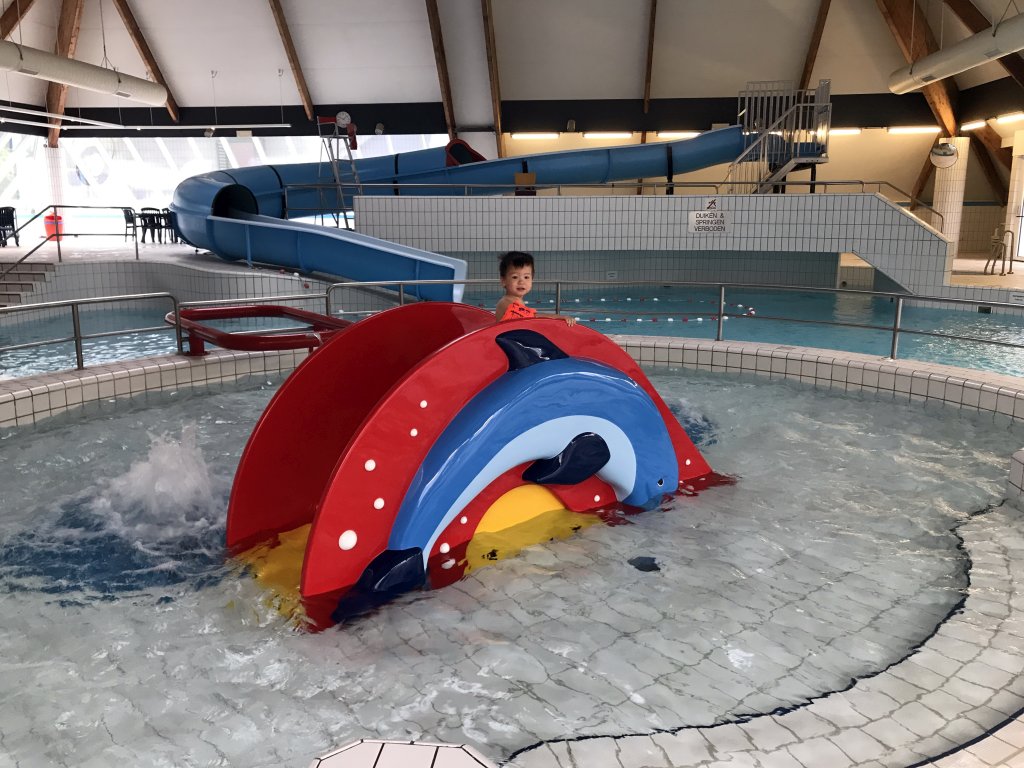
[226,302,726,630]
[169,126,746,303]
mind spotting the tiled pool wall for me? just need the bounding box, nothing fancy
[4,337,1024,511]
[356,194,1024,313]
[1,260,334,326]
[957,202,1007,254]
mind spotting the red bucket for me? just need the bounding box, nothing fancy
[44,214,63,242]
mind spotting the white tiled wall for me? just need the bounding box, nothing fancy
[356,194,1024,311]
[959,204,1006,254]
[2,260,333,326]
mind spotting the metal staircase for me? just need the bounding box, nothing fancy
[725,80,833,194]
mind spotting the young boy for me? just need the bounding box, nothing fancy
[495,251,575,325]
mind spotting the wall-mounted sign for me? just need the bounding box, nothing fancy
[689,209,730,234]
[1009,292,1024,305]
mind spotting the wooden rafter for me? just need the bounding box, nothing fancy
[970,134,1008,200]
[110,0,179,122]
[909,142,937,210]
[642,0,657,113]
[799,0,831,90]
[268,0,313,122]
[974,123,1013,169]
[944,0,1024,90]
[480,0,503,157]
[0,0,36,39]
[45,0,84,148]
[425,0,456,139]
[875,0,958,137]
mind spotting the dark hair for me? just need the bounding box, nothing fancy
[499,250,534,277]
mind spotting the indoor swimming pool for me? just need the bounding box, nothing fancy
[4,284,1023,379]
[0,368,1019,766]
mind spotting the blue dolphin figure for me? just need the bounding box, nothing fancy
[386,356,679,566]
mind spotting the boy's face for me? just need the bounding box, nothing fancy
[501,265,533,299]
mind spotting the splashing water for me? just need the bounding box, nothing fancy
[90,425,223,543]
[0,425,230,596]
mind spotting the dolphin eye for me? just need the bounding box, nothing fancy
[657,478,664,487]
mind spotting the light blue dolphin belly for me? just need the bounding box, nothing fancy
[387,357,678,563]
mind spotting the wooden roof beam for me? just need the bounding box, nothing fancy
[425,0,456,140]
[943,0,1024,90]
[642,0,657,114]
[0,0,37,39]
[799,0,831,90]
[974,122,1013,171]
[45,0,83,148]
[909,141,936,209]
[268,0,313,122]
[875,0,959,137]
[970,134,1009,200]
[480,0,503,156]
[110,0,180,123]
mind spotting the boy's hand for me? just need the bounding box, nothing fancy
[563,316,577,327]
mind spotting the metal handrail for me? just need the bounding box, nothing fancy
[0,292,180,370]
[4,279,1023,376]
[326,277,1024,363]
[0,203,141,282]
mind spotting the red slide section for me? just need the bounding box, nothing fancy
[226,302,495,552]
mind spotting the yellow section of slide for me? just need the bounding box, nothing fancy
[234,524,310,623]
[464,484,599,573]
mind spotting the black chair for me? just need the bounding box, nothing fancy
[139,207,162,243]
[0,206,19,247]
[161,208,178,243]
[122,207,137,241]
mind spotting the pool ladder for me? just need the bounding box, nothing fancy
[984,225,1017,276]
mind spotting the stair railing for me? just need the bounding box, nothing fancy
[0,204,140,283]
[726,80,833,194]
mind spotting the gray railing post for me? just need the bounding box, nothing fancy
[70,303,84,369]
[171,298,184,354]
[716,285,726,341]
[54,206,62,263]
[398,284,405,306]
[555,282,562,315]
[890,296,904,359]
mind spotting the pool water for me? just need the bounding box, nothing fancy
[0,309,322,379]
[3,288,1024,378]
[0,369,1016,766]
[503,285,1024,376]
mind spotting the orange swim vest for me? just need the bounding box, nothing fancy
[500,301,537,321]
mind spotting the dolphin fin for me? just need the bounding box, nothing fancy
[523,432,611,486]
[495,330,569,370]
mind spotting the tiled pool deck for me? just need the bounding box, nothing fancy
[2,336,1023,768]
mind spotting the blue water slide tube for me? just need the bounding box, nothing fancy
[170,126,745,303]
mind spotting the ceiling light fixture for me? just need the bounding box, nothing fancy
[510,132,559,140]
[0,116,63,129]
[656,131,700,139]
[0,104,123,128]
[889,12,1024,94]
[996,111,1024,124]
[887,125,942,134]
[583,131,633,139]
[0,41,167,106]
[960,120,988,131]
[828,128,863,135]
[60,122,292,131]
